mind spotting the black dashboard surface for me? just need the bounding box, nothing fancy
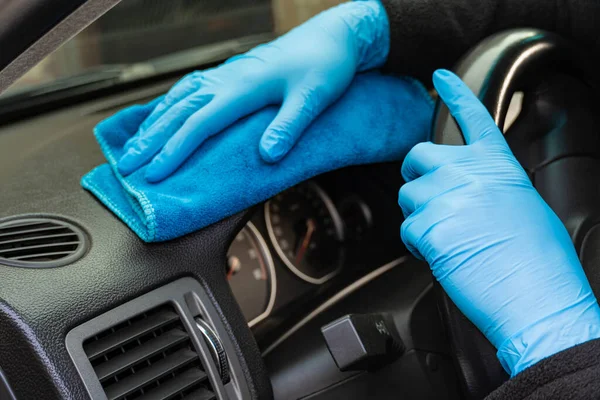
[0,78,271,399]
[0,77,409,399]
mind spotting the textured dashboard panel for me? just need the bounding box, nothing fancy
[0,81,271,399]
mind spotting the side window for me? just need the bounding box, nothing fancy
[273,0,343,33]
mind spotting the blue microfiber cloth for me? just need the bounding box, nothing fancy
[81,72,433,242]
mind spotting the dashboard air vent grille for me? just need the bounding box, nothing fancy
[0,217,88,268]
[83,305,216,400]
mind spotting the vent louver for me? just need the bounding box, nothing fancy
[83,305,216,400]
[0,217,88,268]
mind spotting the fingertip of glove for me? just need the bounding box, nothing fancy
[117,151,137,176]
[432,69,467,99]
[259,134,290,163]
[433,69,453,78]
[259,146,283,164]
[144,164,165,183]
[432,69,455,82]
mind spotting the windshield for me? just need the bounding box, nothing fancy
[3,0,341,98]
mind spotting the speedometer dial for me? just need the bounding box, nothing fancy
[265,182,345,284]
[227,222,276,327]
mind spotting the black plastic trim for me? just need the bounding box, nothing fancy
[66,278,251,399]
[0,215,90,268]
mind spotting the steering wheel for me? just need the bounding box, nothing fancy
[432,29,600,399]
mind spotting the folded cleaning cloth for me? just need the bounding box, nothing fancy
[81,72,433,242]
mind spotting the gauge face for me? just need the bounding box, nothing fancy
[227,223,275,326]
[266,182,345,284]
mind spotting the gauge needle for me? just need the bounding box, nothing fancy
[296,219,316,265]
[227,256,241,280]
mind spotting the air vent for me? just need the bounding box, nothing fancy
[83,305,216,400]
[0,217,88,268]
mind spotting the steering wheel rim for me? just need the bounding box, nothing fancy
[433,29,580,145]
[431,29,590,399]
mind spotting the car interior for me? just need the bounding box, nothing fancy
[1,1,600,400]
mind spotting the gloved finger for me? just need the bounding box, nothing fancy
[144,94,266,182]
[124,73,202,151]
[140,73,203,130]
[398,166,470,218]
[401,141,468,182]
[400,206,444,263]
[433,69,502,145]
[123,95,166,150]
[259,86,326,163]
[117,92,214,175]
[400,216,425,261]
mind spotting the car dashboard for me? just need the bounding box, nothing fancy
[0,76,457,400]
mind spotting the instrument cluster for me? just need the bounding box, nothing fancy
[227,180,360,327]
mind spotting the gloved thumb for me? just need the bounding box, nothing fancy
[259,87,322,163]
[433,69,504,145]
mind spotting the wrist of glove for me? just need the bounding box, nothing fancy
[116,0,390,182]
[349,0,391,71]
[399,70,600,377]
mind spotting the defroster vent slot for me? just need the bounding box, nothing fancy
[0,216,88,268]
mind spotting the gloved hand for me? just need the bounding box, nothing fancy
[117,0,390,182]
[399,69,600,376]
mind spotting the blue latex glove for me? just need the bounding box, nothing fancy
[399,69,600,376]
[117,0,390,182]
